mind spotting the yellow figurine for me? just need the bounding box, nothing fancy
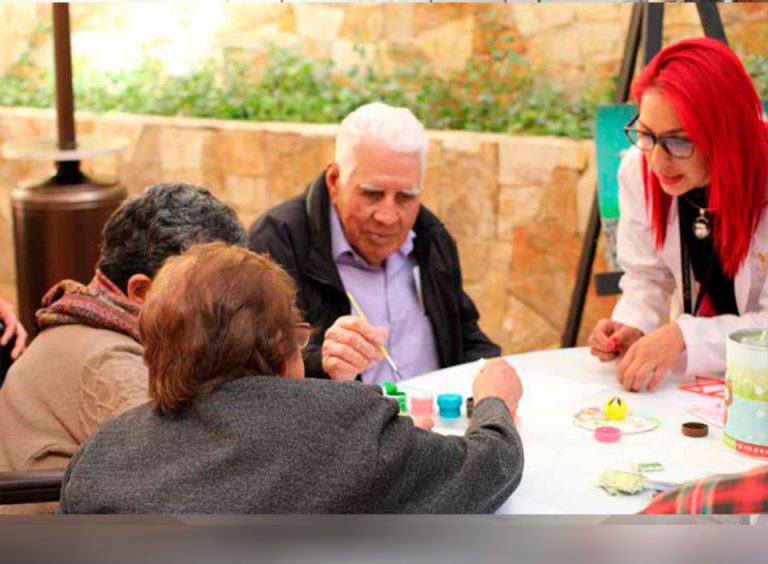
[603,397,628,420]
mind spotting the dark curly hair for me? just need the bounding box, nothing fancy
[97,183,247,293]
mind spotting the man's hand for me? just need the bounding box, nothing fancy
[588,319,643,361]
[0,298,27,360]
[472,358,523,417]
[321,316,387,381]
[618,322,686,392]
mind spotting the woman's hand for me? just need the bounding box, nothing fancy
[618,322,686,392]
[412,416,434,431]
[473,358,523,418]
[588,319,643,361]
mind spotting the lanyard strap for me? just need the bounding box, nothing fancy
[677,214,693,315]
[678,206,715,316]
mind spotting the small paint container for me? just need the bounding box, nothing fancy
[594,426,622,443]
[410,396,434,417]
[437,394,462,419]
[381,381,398,395]
[388,390,407,414]
[682,421,709,438]
[466,397,474,418]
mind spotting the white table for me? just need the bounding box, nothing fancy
[398,348,764,514]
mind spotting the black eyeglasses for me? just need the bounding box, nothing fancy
[623,115,696,159]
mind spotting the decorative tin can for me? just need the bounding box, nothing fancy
[724,329,768,458]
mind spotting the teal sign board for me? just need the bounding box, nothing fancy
[595,103,636,221]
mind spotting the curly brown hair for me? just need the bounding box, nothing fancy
[140,242,306,412]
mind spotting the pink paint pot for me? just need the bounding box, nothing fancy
[594,426,622,443]
[410,396,434,417]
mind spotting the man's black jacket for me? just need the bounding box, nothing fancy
[248,173,501,379]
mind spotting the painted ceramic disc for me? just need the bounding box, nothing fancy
[573,406,659,434]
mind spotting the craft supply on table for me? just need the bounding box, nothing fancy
[465,396,474,418]
[739,329,768,347]
[410,395,434,417]
[381,382,407,414]
[602,397,628,420]
[681,421,709,438]
[679,375,726,398]
[596,469,646,495]
[594,426,622,443]
[573,405,659,434]
[723,329,768,459]
[686,403,725,429]
[631,462,665,473]
[381,381,398,395]
[437,393,462,419]
[596,469,678,496]
[394,392,407,414]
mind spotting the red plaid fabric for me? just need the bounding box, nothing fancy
[642,465,768,514]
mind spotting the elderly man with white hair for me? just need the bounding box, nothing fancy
[250,102,502,382]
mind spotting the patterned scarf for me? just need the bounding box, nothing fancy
[35,270,141,341]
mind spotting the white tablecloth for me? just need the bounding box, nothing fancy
[398,348,763,514]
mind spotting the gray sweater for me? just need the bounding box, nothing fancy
[60,376,523,513]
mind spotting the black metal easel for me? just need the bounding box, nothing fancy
[561,1,728,348]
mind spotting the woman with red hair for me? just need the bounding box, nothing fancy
[589,37,768,391]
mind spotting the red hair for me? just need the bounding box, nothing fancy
[632,38,768,277]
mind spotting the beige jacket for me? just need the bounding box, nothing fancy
[0,324,147,512]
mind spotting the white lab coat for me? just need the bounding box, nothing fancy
[612,147,768,376]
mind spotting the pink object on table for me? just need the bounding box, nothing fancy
[594,426,622,443]
[410,396,434,416]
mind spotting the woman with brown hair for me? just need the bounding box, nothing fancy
[59,242,524,514]
[0,183,247,515]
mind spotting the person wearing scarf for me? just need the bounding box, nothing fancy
[0,183,247,513]
[36,269,142,342]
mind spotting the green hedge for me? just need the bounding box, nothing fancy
[2,37,767,140]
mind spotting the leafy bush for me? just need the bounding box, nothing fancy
[744,54,768,98]
[2,24,767,140]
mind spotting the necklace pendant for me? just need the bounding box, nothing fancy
[693,213,710,240]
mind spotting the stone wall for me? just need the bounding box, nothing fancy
[2,3,767,89]
[0,107,617,352]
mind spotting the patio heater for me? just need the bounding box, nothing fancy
[5,3,127,338]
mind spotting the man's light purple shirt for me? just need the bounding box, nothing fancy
[330,206,440,384]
